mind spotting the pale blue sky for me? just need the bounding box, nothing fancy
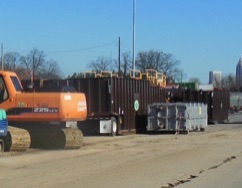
[1,0,242,83]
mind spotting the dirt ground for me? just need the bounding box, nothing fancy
[0,114,242,188]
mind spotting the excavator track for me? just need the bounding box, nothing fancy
[26,125,84,150]
[61,128,83,149]
[3,126,31,152]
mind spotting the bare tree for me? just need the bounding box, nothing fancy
[114,52,132,77]
[161,53,181,81]
[222,74,236,90]
[3,52,22,71]
[136,50,163,71]
[20,48,45,80]
[1,52,32,80]
[88,56,113,72]
[136,50,181,81]
[40,60,62,79]
[122,52,132,77]
[1,48,63,80]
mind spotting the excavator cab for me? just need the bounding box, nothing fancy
[0,76,9,103]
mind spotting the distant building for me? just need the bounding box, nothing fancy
[236,58,242,88]
[209,71,222,87]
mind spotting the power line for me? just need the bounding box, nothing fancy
[45,41,116,54]
[3,41,116,54]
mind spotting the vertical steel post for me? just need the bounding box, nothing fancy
[132,0,136,77]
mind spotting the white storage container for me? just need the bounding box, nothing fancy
[147,103,207,133]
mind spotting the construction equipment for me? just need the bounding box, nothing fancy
[100,71,118,78]
[130,70,142,80]
[130,69,166,88]
[0,70,87,151]
[156,72,166,88]
[83,71,118,78]
[83,71,99,78]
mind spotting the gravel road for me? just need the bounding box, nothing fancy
[0,114,242,188]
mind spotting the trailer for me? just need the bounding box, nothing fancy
[22,77,166,135]
[166,89,230,124]
[70,77,166,135]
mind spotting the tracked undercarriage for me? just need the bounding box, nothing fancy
[3,124,83,152]
[26,125,84,149]
[3,126,31,152]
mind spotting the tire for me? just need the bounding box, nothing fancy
[110,117,118,136]
[200,128,205,132]
[0,140,4,152]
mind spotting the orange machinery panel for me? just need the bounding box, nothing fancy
[4,92,87,122]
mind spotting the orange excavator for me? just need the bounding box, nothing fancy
[0,70,87,151]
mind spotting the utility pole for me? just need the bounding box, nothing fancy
[118,37,121,76]
[132,0,136,77]
[1,44,4,71]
